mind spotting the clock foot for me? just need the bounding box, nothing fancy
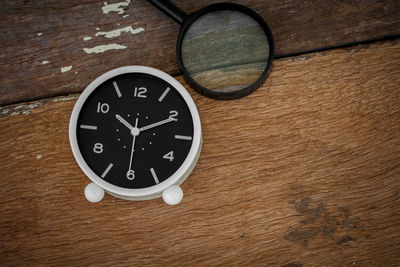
[162,185,183,205]
[84,182,105,203]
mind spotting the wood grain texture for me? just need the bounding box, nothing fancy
[181,9,270,92]
[1,39,400,266]
[1,0,400,105]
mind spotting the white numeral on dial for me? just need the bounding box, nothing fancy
[134,87,147,98]
[163,151,175,162]
[169,110,178,121]
[126,170,135,180]
[93,143,103,153]
[97,102,109,113]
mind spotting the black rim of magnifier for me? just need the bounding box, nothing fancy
[176,2,275,100]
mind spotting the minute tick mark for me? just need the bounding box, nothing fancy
[80,125,97,130]
[113,81,122,98]
[101,163,113,178]
[175,135,192,141]
[150,168,160,184]
[158,87,170,102]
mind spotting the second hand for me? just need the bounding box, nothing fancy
[127,117,139,180]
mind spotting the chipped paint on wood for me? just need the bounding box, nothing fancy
[102,0,131,15]
[83,36,93,41]
[42,60,49,65]
[0,102,43,117]
[95,26,144,38]
[61,66,72,73]
[83,43,127,54]
[37,32,43,36]
[51,95,78,102]
[0,94,78,118]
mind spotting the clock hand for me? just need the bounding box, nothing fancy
[127,118,139,180]
[115,114,134,131]
[139,117,174,132]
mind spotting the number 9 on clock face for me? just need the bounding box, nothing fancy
[69,66,202,204]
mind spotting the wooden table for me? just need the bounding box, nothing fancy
[1,0,400,265]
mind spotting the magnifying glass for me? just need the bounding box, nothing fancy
[148,0,274,100]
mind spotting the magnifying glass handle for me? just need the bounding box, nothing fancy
[147,0,186,24]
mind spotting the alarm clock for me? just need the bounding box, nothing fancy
[69,66,202,205]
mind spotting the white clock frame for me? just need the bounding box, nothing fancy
[69,66,202,205]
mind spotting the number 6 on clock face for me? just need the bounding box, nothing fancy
[69,66,202,205]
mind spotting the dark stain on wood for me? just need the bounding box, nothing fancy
[336,235,356,245]
[284,227,320,247]
[292,197,327,224]
[281,262,303,267]
[340,207,359,232]
[322,215,338,239]
[285,198,365,247]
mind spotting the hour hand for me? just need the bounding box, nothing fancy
[115,114,134,131]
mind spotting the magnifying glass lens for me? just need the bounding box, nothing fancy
[181,10,270,94]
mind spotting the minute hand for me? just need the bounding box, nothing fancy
[139,118,174,132]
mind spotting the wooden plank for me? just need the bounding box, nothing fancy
[0,0,399,105]
[0,40,400,266]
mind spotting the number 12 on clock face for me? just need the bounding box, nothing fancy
[134,86,147,98]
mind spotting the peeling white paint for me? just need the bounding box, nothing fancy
[36,154,42,159]
[123,14,129,18]
[37,32,43,36]
[102,0,131,15]
[0,101,44,117]
[28,103,40,109]
[0,94,80,117]
[61,66,72,73]
[83,43,127,54]
[42,60,49,65]
[83,36,93,41]
[96,27,101,31]
[51,95,78,102]
[287,55,312,62]
[95,26,144,38]
[0,108,9,115]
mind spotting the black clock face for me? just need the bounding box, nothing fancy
[77,73,194,189]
